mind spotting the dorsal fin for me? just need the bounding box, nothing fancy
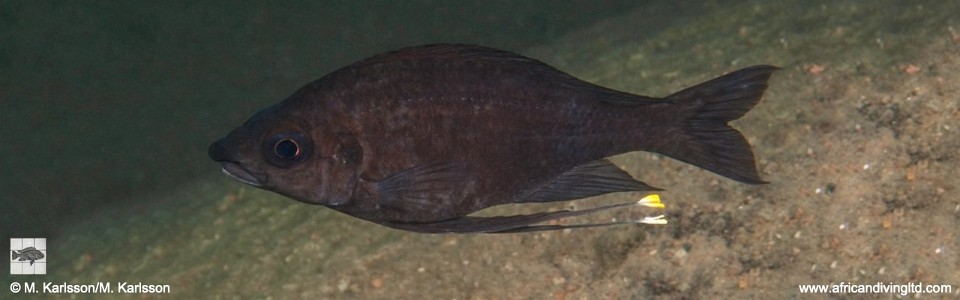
[351,44,533,68]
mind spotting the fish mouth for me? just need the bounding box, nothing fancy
[209,140,265,187]
[217,161,265,187]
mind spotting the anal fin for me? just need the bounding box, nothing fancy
[522,159,661,203]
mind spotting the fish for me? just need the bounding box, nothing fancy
[208,44,776,233]
[12,247,44,265]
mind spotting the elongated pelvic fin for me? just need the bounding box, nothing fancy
[386,194,667,233]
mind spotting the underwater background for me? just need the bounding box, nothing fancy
[2,0,958,298]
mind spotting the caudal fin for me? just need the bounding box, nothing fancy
[663,65,778,184]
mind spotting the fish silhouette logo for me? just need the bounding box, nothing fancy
[12,247,45,265]
[10,238,47,275]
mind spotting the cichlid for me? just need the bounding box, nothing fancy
[208,44,776,233]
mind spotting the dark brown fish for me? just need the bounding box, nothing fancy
[208,44,776,233]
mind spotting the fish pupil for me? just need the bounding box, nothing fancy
[274,139,300,160]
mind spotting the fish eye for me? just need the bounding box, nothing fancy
[274,139,300,160]
[263,131,312,168]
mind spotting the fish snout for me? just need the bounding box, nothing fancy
[208,140,232,162]
[209,140,266,187]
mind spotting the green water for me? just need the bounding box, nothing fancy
[3,1,959,299]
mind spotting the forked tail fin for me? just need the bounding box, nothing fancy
[663,65,778,184]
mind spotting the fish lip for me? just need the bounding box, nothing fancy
[217,161,265,187]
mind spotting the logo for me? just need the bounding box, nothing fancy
[10,238,46,275]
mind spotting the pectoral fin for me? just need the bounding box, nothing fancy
[370,162,473,214]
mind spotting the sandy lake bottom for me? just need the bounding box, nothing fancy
[8,1,959,299]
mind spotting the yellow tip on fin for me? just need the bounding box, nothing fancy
[637,194,665,209]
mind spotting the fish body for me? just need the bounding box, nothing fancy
[209,44,776,233]
[12,247,44,265]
